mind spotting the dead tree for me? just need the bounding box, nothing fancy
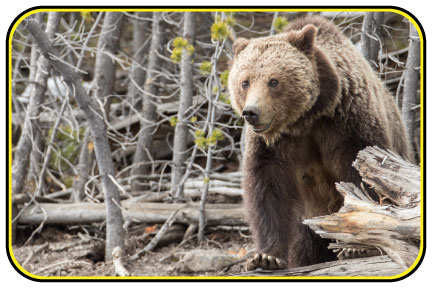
[24,17,125,261]
[171,12,196,198]
[361,12,384,67]
[73,12,124,202]
[94,12,124,116]
[127,12,152,112]
[131,12,165,191]
[402,22,420,152]
[12,12,61,197]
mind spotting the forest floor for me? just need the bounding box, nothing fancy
[11,224,252,278]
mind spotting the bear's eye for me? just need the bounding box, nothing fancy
[242,80,250,89]
[268,79,279,88]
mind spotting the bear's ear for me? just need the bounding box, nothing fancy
[287,24,317,54]
[232,38,250,57]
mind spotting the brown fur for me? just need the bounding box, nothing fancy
[228,16,412,268]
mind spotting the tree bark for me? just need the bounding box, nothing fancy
[402,22,420,148]
[16,202,245,226]
[361,12,373,61]
[73,12,123,202]
[127,12,152,112]
[131,12,165,191]
[171,12,196,198]
[234,256,403,277]
[12,12,61,197]
[94,12,124,116]
[24,18,125,261]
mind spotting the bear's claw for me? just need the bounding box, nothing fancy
[245,253,287,271]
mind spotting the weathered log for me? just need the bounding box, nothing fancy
[234,256,403,277]
[16,202,245,226]
[304,147,421,271]
[352,146,420,208]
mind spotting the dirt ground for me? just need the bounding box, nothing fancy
[11,224,253,278]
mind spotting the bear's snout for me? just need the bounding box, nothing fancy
[242,106,260,125]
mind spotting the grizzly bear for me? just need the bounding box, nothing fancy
[228,15,412,271]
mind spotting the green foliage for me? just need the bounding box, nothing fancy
[203,177,210,184]
[170,37,194,64]
[219,93,231,105]
[173,37,189,48]
[274,17,289,33]
[80,11,93,23]
[212,129,225,141]
[170,116,178,127]
[194,135,207,149]
[170,47,183,64]
[199,61,212,75]
[48,125,84,172]
[220,70,229,88]
[225,16,236,27]
[190,116,198,123]
[194,129,205,138]
[211,20,230,42]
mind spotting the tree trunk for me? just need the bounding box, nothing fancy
[402,22,420,149]
[12,12,61,197]
[73,12,123,202]
[131,12,165,191]
[94,12,124,116]
[24,18,125,261]
[127,12,152,112]
[361,12,373,61]
[171,12,196,198]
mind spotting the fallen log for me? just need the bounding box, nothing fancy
[233,255,403,277]
[16,202,246,226]
[304,147,421,271]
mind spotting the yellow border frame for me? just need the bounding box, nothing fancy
[7,6,425,281]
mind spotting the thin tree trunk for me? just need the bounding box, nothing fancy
[73,12,123,202]
[171,12,196,198]
[361,12,373,61]
[127,12,152,112]
[131,12,165,191]
[24,18,125,261]
[402,22,420,148]
[361,12,384,67]
[12,12,61,197]
[94,12,124,116]
[370,12,384,67]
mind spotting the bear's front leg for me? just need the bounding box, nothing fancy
[242,142,301,271]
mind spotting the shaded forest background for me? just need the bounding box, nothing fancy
[10,11,421,277]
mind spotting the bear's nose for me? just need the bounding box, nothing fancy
[242,106,260,125]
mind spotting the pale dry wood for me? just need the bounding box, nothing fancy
[171,12,196,197]
[17,202,245,226]
[352,146,420,208]
[112,246,130,276]
[234,256,403,277]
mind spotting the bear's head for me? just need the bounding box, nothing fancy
[229,24,338,145]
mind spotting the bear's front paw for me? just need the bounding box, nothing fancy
[245,253,287,271]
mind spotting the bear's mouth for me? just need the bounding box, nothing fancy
[251,118,273,133]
